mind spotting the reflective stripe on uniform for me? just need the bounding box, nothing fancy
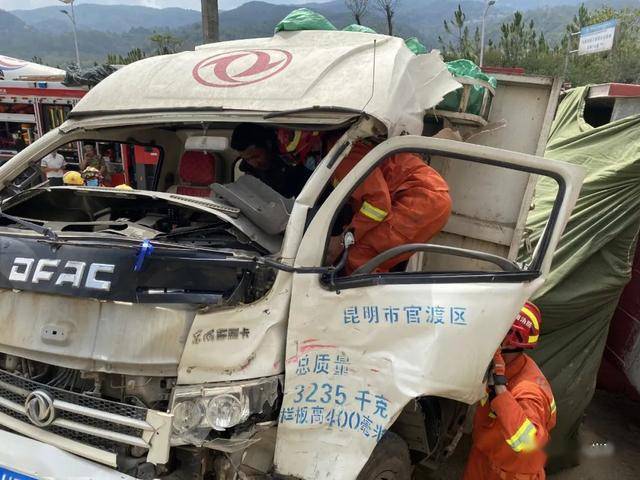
[285,130,302,152]
[550,398,557,415]
[506,418,537,452]
[359,201,388,222]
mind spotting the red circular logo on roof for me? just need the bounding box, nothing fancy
[0,55,28,71]
[193,49,292,88]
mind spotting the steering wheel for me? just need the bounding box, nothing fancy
[352,243,520,275]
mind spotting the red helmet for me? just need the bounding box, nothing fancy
[503,301,541,350]
[277,129,320,165]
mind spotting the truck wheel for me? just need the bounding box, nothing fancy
[357,432,412,480]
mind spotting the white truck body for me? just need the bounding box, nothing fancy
[0,31,583,480]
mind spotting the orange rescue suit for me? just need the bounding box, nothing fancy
[333,142,451,274]
[463,354,557,480]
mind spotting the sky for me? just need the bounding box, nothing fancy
[0,0,332,11]
[2,1,201,9]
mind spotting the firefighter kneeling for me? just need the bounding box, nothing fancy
[464,303,557,480]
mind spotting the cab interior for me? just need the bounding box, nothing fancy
[5,120,560,278]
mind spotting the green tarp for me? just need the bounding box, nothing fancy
[405,37,427,55]
[523,86,640,467]
[439,59,497,116]
[274,8,336,33]
[275,10,423,56]
[343,24,377,34]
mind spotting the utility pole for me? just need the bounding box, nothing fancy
[201,0,220,44]
[59,0,81,68]
[479,0,496,67]
[562,31,580,82]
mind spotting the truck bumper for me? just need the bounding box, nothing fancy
[0,430,135,480]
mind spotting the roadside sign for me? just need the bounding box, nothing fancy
[578,19,617,55]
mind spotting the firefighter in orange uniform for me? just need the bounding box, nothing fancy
[464,302,557,480]
[326,141,452,274]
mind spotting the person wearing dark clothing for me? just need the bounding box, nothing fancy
[14,132,27,152]
[230,123,311,198]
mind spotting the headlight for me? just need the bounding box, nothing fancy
[172,399,206,434]
[206,393,248,430]
[170,376,281,444]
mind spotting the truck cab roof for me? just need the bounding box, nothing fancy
[69,30,460,136]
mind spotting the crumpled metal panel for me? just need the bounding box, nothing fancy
[273,136,584,479]
[273,278,541,479]
[70,31,460,137]
[177,274,290,384]
[0,290,193,375]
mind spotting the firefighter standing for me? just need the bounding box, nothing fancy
[463,302,557,480]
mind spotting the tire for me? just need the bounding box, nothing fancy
[357,432,412,480]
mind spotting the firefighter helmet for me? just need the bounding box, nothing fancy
[503,301,541,350]
[63,170,84,186]
[277,129,320,165]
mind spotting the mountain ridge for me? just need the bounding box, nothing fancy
[11,4,202,34]
[2,0,638,66]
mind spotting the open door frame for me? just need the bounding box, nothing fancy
[274,136,584,479]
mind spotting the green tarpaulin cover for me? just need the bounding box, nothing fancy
[524,86,640,466]
[343,24,377,34]
[275,8,336,33]
[439,59,497,116]
[405,37,427,55]
[275,10,423,56]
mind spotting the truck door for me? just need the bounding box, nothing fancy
[274,136,584,479]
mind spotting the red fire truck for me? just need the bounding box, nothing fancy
[0,56,149,187]
[0,55,88,165]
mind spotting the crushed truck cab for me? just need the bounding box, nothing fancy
[0,31,584,480]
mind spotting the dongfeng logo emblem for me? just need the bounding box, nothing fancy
[192,49,292,88]
[24,390,56,427]
[0,55,27,71]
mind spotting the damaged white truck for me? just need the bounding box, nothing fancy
[0,31,583,480]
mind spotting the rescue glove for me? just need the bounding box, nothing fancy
[492,350,508,387]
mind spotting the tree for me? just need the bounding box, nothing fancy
[537,32,549,54]
[149,34,183,55]
[345,0,369,25]
[201,0,219,43]
[563,4,640,85]
[375,0,399,36]
[438,4,479,61]
[106,48,146,65]
[498,11,538,66]
[566,3,590,38]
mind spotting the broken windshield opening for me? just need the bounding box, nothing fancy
[0,188,269,254]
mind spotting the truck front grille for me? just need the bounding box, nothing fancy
[0,369,171,467]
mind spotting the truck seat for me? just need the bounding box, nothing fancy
[168,151,216,197]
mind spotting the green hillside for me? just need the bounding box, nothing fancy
[11,4,201,33]
[1,0,638,72]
